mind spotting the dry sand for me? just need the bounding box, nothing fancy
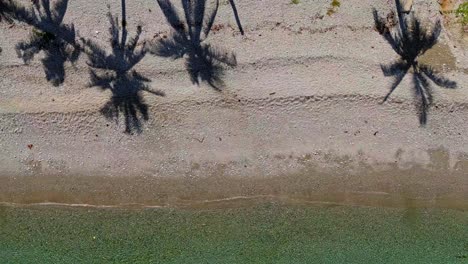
[0,0,467,208]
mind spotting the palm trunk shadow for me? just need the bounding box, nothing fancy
[228,0,244,35]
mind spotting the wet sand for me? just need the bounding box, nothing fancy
[1,147,467,209]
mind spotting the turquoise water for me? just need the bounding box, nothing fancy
[0,201,467,263]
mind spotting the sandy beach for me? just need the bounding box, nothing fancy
[0,0,467,208]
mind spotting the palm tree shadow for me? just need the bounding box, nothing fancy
[10,0,81,86]
[149,0,237,91]
[373,0,456,125]
[81,10,165,134]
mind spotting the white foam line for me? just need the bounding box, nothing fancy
[0,202,165,209]
[0,193,406,210]
[0,196,278,209]
[193,195,277,204]
[350,191,391,195]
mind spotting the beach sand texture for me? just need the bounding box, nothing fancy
[0,0,467,207]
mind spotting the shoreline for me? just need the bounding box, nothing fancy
[1,148,467,209]
[1,193,467,211]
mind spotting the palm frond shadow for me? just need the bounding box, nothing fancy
[0,0,25,23]
[8,0,81,86]
[149,0,237,91]
[373,1,456,125]
[81,11,165,134]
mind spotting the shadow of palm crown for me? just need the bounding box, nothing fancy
[373,0,457,125]
[81,10,164,134]
[150,0,237,90]
[11,0,80,86]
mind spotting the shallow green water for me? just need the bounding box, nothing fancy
[0,201,467,263]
